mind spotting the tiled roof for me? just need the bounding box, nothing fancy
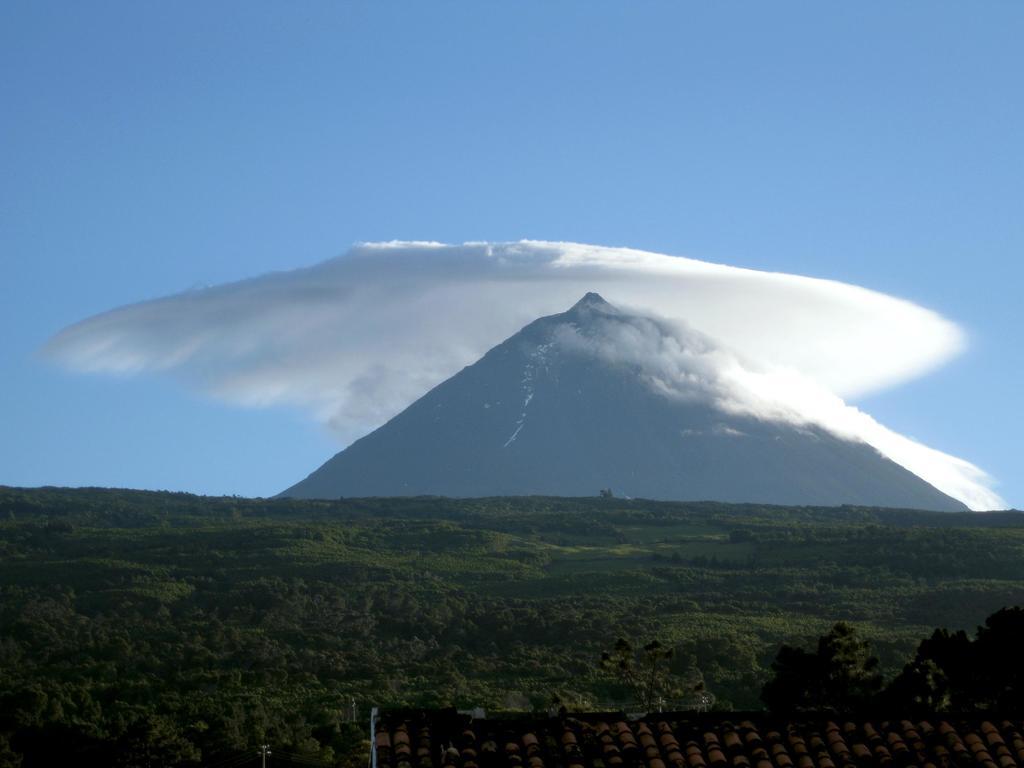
[373,712,1024,768]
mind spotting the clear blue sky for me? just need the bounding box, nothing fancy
[2,2,1021,505]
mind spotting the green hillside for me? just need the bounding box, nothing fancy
[1,486,1023,766]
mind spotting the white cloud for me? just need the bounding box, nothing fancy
[553,310,1003,511]
[43,240,1003,509]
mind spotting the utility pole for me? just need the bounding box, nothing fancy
[258,744,272,768]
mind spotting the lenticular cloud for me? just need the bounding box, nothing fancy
[44,240,1003,510]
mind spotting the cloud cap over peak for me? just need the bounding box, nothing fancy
[44,240,999,509]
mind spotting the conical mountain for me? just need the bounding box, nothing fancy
[282,293,967,511]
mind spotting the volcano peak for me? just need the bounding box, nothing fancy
[282,296,967,511]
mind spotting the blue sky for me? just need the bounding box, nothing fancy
[2,2,1021,506]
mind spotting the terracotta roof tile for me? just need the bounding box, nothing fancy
[375,714,1024,768]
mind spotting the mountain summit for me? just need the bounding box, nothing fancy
[282,294,967,511]
[571,291,616,311]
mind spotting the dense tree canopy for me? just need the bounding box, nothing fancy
[762,609,1024,714]
[1,487,1023,766]
[885,606,1024,712]
[762,622,884,713]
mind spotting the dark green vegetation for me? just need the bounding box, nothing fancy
[1,487,1023,766]
[762,608,1024,714]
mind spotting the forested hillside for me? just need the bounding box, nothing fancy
[1,487,1023,767]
